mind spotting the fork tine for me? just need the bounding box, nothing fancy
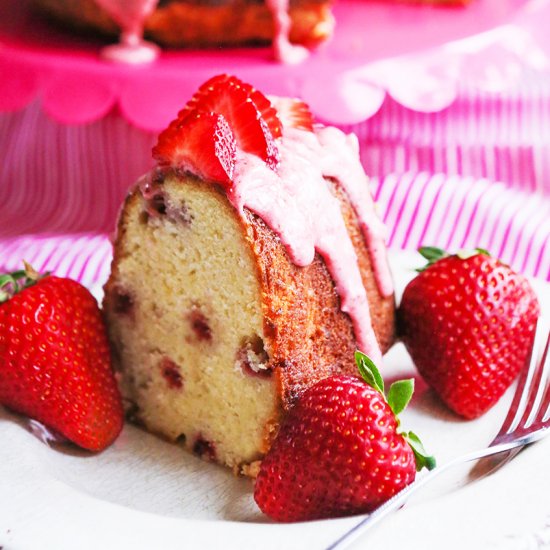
[537,379,550,424]
[498,324,542,436]
[531,332,550,426]
[523,330,550,428]
[543,387,550,423]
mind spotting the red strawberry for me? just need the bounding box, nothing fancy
[153,110,236,185]
[177,74,281,169]
[268,96,315,132]
[398,247,540,419]
[254,353,434,522]
[0,267,124,451]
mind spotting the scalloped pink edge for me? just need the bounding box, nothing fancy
[1,20,548,129]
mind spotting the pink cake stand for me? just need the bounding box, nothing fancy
[0,0,540,130]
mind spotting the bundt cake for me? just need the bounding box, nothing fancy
[103,74,395,473]
[30,0,333,50]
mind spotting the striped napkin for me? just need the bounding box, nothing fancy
[1,88,549,287]
[1,171,548,288]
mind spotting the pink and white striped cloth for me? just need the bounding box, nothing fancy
[1,172,548,287]
[372,173,550,279]
[0,233,112,290]
[344,70,550,195]
[1,85,550,286]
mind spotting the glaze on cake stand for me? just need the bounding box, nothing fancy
[95,0,161,64]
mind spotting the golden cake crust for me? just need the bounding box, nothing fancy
[241,178,395,407]
[31,0,334,47]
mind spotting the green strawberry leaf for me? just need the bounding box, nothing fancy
[6,270,26,280]
[416,246,448,272]
[354,352,436,472]
[404,431,437,472]
[418,246,447,262]
[0,279,11,303]
[474,247,490,256]
[355,351,384,395]
[0,266,44,303]
[387,379,414,416]
[0,271,26,303]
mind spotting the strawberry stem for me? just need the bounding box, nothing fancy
[0,265,47,303]
[417,246,491,272]
[416,246,448,272]
[456,247,490,260]
[23,261,41,281]
[354,351,436,472]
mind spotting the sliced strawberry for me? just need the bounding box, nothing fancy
[268,96,315,132]
[177,74,281,170]
[245,83,283,139]
[153,110,236,185]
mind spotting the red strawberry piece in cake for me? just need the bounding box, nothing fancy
[159,357,184,390]
[193,435,217,462]
[186,306,213,343]
[236,335,272,378]
[111,286,135,317]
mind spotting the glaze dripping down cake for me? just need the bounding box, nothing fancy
[103,75,395,473]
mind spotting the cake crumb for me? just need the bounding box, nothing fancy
[240,460,262,478]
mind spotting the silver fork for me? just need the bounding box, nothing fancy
[327,325,550,550]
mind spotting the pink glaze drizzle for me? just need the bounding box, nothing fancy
[227,126,393,363]
[267,0,310,64]
[316,128,394,298]
[94,0,160,64]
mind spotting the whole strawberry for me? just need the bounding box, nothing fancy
[398,247,540,419]
[254,353,434,522]
[0,266,124,451]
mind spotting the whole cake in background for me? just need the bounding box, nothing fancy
[31,0,334,49]
[102,74,395,474]
[395,0,471,4]
[30,0,472,61]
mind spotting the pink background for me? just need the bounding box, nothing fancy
[1,0,549,284]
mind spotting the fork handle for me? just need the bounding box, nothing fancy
[326,441,527,550]
[325,462,453,550]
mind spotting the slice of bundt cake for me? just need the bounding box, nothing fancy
[103,74,395,473]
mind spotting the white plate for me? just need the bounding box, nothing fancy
[1,250,549,550]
